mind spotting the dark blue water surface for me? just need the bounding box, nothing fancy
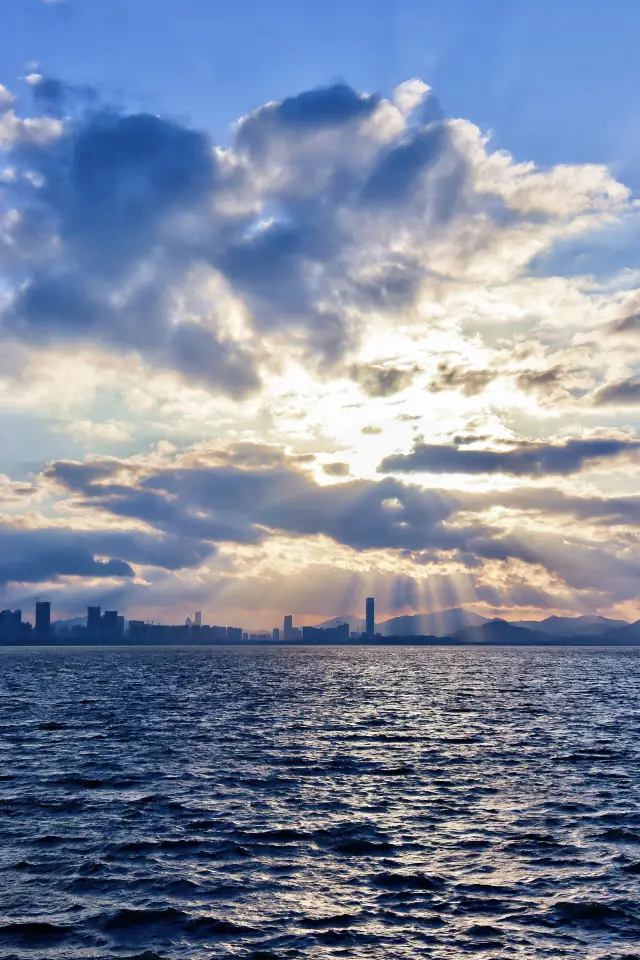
[1,644,639,959]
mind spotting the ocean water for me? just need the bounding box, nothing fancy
[0,645,639,960]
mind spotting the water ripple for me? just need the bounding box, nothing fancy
[0,644,638,959]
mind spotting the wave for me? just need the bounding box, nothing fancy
[552,900,640,929]
[300,912,361,928]
[0,920,74,942]
[333,838,395,855]
[373,871,446,890]
[102,907,187,931]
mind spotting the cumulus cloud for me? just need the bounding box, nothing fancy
[2,93,258,394]
[428,361,494,397]
[47,455,470,553]
[464,485,640,527]
[3,73,625,395]
[592,379,640,406]
[0,98,63,149]
[323,461,350,477]
[351,363,415,397]
[0,522,215,588]
[379,437,639,477]
[514,366,567,393]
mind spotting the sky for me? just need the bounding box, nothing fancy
[3,0,640,629]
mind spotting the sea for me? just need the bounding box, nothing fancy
[0,644,639,959]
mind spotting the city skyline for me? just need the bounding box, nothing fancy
[4,594,640,648]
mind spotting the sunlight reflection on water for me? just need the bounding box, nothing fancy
[0,644,638,958]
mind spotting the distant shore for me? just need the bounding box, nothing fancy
[2,636,639,648]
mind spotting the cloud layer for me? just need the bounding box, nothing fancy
[2,74,640,624]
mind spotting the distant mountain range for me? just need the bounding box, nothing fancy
[52,617,89,632]
[316,608,487,636]
[511,614,628,637]
[317,608,639,644]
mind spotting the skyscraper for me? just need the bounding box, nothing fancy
[35,601,50,638]
[366,597,375,637]
[87,606,101,635]
[194,611,202,627]
[102,610,118,641]
[283,614,293,639]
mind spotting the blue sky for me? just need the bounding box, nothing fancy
[3,0,640,628]
[4,0,640,182]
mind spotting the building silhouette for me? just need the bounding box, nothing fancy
[283,615,301,641]
[272,627,280,641]
[194,611,202,627]
[101,610,124,641]
[0,609,29,642]
[366,597,375,637]
[35,601,50,638]
[302,622,349,642]
[87,606,101,634]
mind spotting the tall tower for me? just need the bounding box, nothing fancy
[102,611,118,641]
[35,601,51,638]
[365,597,375,637]
[194,611,202,627]
[87,606,101,635]
[283,615,293,640]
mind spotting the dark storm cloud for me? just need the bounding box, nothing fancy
[353,260,423,310]
[236,83,380,154]
[27,107,215,271]
[4,98,260,394]
[1,77,488,380]
[379,437,639,477]
[38,449,640,604]
[48,457,475,554]
[215,217,352,362]
[0,523,215,587]
[351,363,415,397]
[592,379,640,405]
[0,526,135,584]
[360,124,455,207]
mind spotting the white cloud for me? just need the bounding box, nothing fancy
[58,419,133,445]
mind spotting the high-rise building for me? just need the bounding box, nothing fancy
[0,609,22,641]
[102,610,118,641]
[35,601,50,638]
[366,597,375,637]
[87,606,101,634]
[128,620,145,640]
[283,615,293,640]
[272,627,280,641]
[194,611,202,627]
